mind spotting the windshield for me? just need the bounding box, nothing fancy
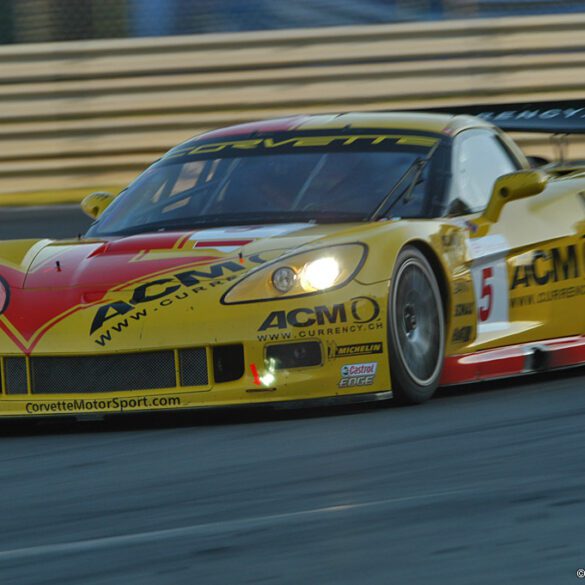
[88,134,437,237]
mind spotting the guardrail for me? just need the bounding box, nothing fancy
[1,12,585,204]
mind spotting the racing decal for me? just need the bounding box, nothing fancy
[510,245,579,289]
[0,235,221,344]
[0,275,9,315]
[256,297,382,342]
[454,302,473,317]
[0,241,268,352]
[90,233,196,264]
[328,342,383,359]
[338,362,377,388]
[509,243,585,309]
[468,234,510,334]
[188,224,312,251]
[451,325,473,343]
[453,280,471,295]
[90,255,270,345]
[90,260,245,334]
[473,264,508,332]
[425,100,585,133]
[25,395,182,415]
[478,106,585,126]
[166,134,438,160]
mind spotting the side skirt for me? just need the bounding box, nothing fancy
[440,335,585,386]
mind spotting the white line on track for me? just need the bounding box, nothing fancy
[0,488,469,562]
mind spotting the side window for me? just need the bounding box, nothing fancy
[448,130,519,215]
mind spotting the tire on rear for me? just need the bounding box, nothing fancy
[388,246,445,404]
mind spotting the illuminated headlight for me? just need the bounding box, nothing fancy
[300,257,340,291]
[221,243,367,304]
[272,267,297,293]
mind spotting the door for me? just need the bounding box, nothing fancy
[448,128,582,349]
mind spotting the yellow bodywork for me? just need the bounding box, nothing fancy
[0,113,583,417]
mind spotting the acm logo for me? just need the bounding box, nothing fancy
[258,296,381,331]
[510,244,581,289]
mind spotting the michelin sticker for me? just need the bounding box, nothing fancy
[338,362,377,388]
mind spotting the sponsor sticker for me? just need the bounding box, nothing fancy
[451,325,472,344]
[328,342,383,359]
[256,297,383,342]
[25,395,182,415]
[338,362,377,388]
[454,302,473,317]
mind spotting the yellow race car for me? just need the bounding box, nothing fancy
[0,103,584,418]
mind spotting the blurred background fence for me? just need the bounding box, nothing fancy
[3,0,585,43]
[0,2,584,204]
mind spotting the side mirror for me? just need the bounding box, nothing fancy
[483,170,547,223]
[81,192,116,220]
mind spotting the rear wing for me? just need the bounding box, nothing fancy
[425,99,585,134]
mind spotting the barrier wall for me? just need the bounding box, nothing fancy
[1,13,585,204]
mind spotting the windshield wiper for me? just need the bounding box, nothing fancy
[370,142,439,221]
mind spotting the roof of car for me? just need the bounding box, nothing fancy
[193,111,494,142]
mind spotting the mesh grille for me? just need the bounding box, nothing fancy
[5,357,27,394]
[30,351,178,394]
[179,348,208,387]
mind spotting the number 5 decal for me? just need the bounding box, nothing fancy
[478,267,493,322]
[468,234,510,335]
[471,258,509,334]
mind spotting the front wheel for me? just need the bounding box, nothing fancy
[388,247,445,404]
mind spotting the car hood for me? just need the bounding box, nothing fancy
[2,223,354,289]
[0,223,372,352]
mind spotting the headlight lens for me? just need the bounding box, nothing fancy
[272,267,297,293]
[300,257,340,291]
[222,243,366,304]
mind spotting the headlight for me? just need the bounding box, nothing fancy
[272,267,297,293]
[300,257,340,291]
[222,243,366,304]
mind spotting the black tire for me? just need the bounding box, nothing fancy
[388,246,445,404]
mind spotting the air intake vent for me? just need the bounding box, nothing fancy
[179,348,209,386]
[2,347,211,395]
[5,357,27,395]
[266,342,322,369]
[213,345,245,383]
[30,351,177,394]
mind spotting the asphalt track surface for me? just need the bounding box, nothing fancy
[1,206,584,585]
